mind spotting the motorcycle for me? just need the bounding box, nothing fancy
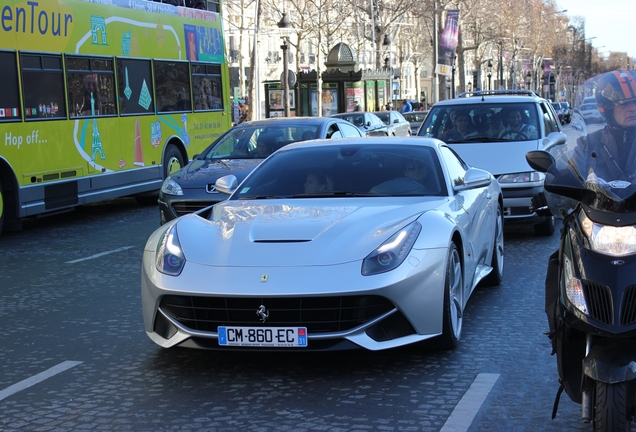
[526,71,636,431]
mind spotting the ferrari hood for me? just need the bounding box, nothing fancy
[448,140,540,175]
[172,158,263,189]
[174,198,446,267]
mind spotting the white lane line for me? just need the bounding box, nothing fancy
[0,361,82,401]
[65,246,134,264]
[440,373,500,432]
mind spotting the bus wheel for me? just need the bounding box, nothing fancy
[164,145,185,179]
[0,181,4,236]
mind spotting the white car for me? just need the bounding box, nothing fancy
[417,90,567,236]
[141,137,504,352]
[579,103,604,124]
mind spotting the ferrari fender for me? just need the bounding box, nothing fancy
[583,345,636,384]
[413,210,460,250]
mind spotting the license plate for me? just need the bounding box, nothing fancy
[218,326,308,347]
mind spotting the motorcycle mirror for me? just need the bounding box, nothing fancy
[526,150,554,173]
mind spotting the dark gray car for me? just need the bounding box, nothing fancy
[158,117,363,224]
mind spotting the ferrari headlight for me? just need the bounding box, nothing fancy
[161,177,184,196]
[362,221,421,276]
[563,255,587,314]
[155,225,186,276]
[579,209,636,256]
[499,171,544,184]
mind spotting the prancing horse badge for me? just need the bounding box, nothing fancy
[261,274,269,282]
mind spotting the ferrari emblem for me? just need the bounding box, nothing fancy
[261,274,269,282]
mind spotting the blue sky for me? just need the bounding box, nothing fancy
[556,0,634,57]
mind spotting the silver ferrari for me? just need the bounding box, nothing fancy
[141,137,504,351]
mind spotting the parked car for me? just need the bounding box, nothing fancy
[579,102,604,124]
[551,102,565,125]
[142,137,504,351]
[330,112,389,136]
[559,101,572,123]
[417,89,567,236]
[158,117,364,224]
[402,111,429,135]
[372,110,412,136]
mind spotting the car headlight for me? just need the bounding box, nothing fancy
[161,177,184,196]
[155,225,186,276]
[563,255,587,315]
[579,209,636,256]
[498,171,544,183]
[362,221,421,276]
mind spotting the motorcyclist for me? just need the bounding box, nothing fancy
[529,70,636,427]
[571,69,636,181]
[533,69,636,214]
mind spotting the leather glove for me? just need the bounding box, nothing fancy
[531,192,552,217]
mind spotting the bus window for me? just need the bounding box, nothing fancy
[66,56,116,118]
[0,51,21,122]
[116,58,155,115]
[154,60,192,113]
[21,53,67,120]
[192,63,224,111]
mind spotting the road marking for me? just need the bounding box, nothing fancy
[0,361,82,401]
[65,246,134,264]
[440,373,500,432]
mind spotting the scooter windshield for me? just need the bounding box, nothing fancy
[542,71,636,219]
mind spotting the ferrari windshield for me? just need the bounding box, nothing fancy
[231,144,448,199]
[418,102,541,142]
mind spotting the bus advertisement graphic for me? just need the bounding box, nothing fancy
[0,0,231,235]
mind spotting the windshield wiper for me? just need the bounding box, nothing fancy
[291,191,375,198]
[447,136,507,143]
[237,195,287,200]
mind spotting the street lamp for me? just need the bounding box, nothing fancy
[383,34,392,103]
[487,60,492,90]
[277,13,291,117]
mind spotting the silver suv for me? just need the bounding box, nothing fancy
[416,90,566,236]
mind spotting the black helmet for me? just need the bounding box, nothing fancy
[595,70,636,122]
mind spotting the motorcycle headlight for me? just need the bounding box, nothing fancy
[563,255,588,314]
[362,221,421,276]
[155,225,186,276]
[580,209,636,256]
[161,177,184,196]
[499,171,544,184]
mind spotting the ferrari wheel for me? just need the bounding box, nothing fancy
[437,242,463,350]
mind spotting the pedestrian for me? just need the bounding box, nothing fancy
[385,101,393,111]
[401,99,412,113]
[353,100,362,112]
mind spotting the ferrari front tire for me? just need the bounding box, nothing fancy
[436,242,463,350]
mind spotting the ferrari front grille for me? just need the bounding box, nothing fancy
[159,295,395,333]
